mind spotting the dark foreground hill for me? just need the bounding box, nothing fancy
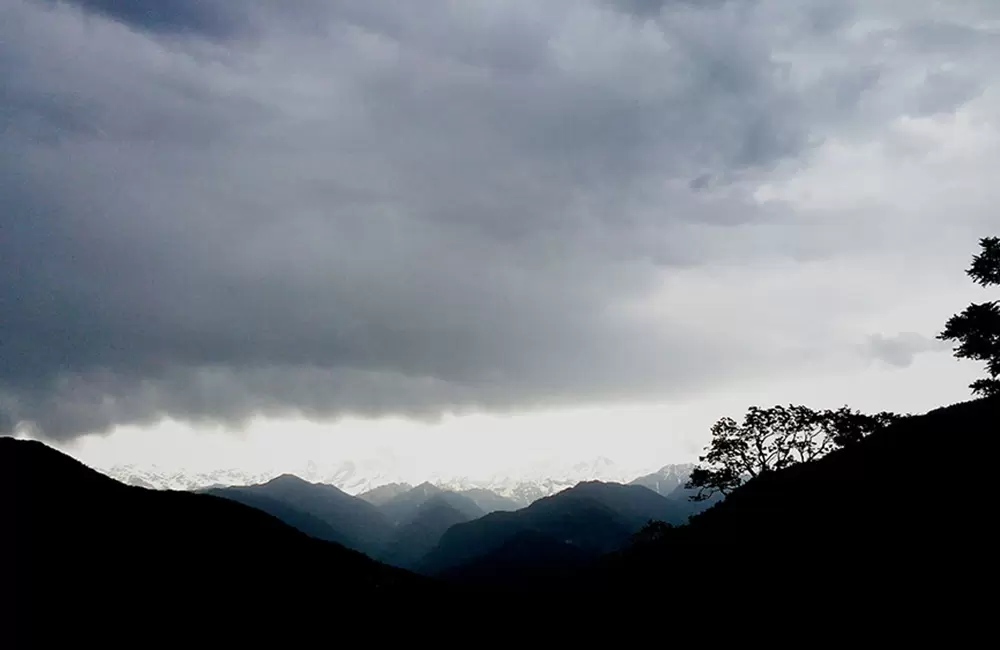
[587,397,997,605]
[2,439,448,636]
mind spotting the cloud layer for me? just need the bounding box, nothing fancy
[2,0,998,439]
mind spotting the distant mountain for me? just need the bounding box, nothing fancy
[421,480,688,579]
[358,482,413,506]
[205,477,493,567]
[3,438,441,630]
[98,455,649,508]
[103,463,276,491]
[206,474,393,557]
[435,457,639,507]
[455,487,518,513]
[629,462,721,521]
[381,495,481,570]
[628,463,695,496]
[378,482,484,526]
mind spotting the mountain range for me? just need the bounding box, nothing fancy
[101,458,698,508]
[102,458,712,579]
[201,464,705,574]
[7,396,994,635]
[421,480,692,580]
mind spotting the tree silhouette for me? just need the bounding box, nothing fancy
[686,405,902,501]
[939,236,1000,397]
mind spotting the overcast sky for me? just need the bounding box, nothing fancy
[2,1,997,479]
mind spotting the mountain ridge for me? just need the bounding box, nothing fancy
[98,457,696,507]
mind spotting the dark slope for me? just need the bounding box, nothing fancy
[2,439,442,630]
[590,397,998,602]
[421,481,686,577]
[438,530,593,587]
[207,474,393,557]
[381,496,479,570]
[201,486,345,544]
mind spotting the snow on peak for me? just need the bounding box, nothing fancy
[97,454,679,507]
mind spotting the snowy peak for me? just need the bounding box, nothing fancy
[98,456,688,508]
[628,463,697,497]
[102,464,276,492]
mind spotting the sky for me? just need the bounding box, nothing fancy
[1,0,997,481]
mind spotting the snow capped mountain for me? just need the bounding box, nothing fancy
[418,455,646,506]
[628,463,697,497]
[98,454,673,507]
[104,464,276,491]
[296,459,405,495]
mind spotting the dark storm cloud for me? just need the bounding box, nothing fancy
[1,0,995,439]
[52,0,242,37]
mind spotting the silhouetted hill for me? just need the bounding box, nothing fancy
[589,397,997,605]
[201,487,347,543]
[207,474,393,557]
[421,480,686,579]
[381,495,480,570]
[2,438,443,634]
[439,530,593,587]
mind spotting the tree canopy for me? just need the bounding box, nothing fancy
[939,236,1000,397]
[686,405,902,501]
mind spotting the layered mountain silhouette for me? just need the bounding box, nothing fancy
[206,474,393,556]
[3,438,441,631]
[208,476,501,567]
[380,495,482,570]
[10,396,992,626]
[200,467,694,578]
[358,482,414,506]
[377,481,483,526]
[358,482,517,514]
